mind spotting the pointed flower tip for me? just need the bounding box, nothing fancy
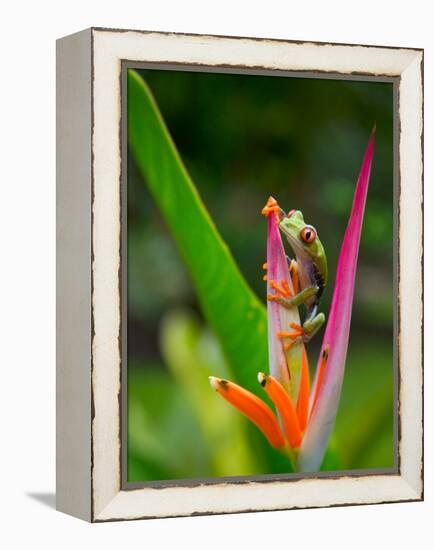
[208,376,221,391]
[367,124,376,151]
[257,372,267,386]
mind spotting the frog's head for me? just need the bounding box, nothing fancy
[279,209,324,264]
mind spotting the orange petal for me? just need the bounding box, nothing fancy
[309,345,330,419]
[258,373,302,449]
[296,347,310,432]
[209,377,286,449]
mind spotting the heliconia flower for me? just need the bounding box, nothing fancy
[262,196,305,403]
[209,129,375,471]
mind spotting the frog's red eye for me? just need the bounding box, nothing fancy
[287,209,296,218]
[300,225,316,244]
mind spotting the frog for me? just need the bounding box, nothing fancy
[275,209,327,342]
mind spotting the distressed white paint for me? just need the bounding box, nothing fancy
[95,30,416,75]
[397,53,423,496]
[99,475,418,520]
[90,28,423,521]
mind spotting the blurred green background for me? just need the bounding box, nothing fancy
[127,68,395,482]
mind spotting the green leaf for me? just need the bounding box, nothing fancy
[127,367,212,481]
[128,69,267,393]
[159,308,261,476]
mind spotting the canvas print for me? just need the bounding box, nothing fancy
[126,68,395,483]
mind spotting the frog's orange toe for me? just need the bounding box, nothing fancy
[261,196,283,224]
[277,323,305,347]
[261,196,278,215]
[268,279,292,299]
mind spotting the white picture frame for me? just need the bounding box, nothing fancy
[56,27,423,522]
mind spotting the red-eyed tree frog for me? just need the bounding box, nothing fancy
[276,209,328,342]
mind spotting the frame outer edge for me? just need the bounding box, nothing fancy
[88,28,423,521]
[398,51,424,498]
[56,28,93,522]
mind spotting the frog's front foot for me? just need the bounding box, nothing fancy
[277,313,325,350]
[301,312,325,342]
[276,323,305,351]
